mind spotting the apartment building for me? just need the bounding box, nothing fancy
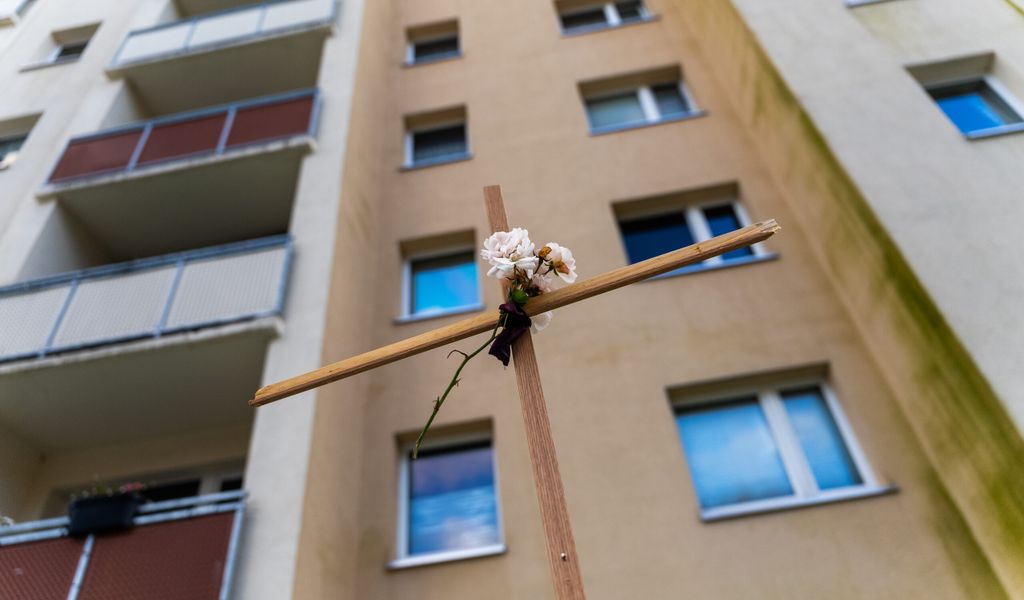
[0,0,1021,598]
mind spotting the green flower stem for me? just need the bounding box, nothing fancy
[413,315,506,459]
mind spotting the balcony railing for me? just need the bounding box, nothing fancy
[46,89,319,185]
[0,235,291,364]
[0,491,245,599]
[111,0,336,68]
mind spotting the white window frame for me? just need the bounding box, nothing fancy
[586,82,699,132]
[405,32,461,66]
[618,198,773,276]
[403,119,471,169]
[398,245,483,322]
[559,1,652,33]
[674,378,893,522]
[390,432,507,569]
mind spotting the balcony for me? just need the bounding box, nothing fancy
[0,237,290,450]
[107,0,336,114]
[38,90,317,259]
[0,491,245,599]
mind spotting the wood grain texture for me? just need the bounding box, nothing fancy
[250,212,780,406]
[484,185,587,600]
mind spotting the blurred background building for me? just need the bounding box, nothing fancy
[0,0,1022,598]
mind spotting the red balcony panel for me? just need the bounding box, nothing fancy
[49,131,142,182]
[227,96,313,148]
[0,537,85,599]
[136,114,227,166]
[76,512,234,600]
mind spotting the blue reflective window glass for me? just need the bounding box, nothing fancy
[781,387,861,490]
[703,204,752,262]
[675,399,794,508]
[619,213,694,265]
[412,124,468,164]
[652,83,689,119]
[560,7,609,32]
[413,36,459,63]
[615,0,645,22]
[586,92,646,131]
[930,81,1023,134]
[409,443,500,555]
[410,252,478,315]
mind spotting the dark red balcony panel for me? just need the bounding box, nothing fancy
[136,114,226,166]
[77,512,234,600]
[0,537,85,599]
[49,130,142,182]
[227,96,314,148]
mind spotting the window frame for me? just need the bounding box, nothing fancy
[405,32,461,66]
[585,81,700,134]
[558,1,653,35]
[617,198,773,276]
[390,433,507,569]
[925,75,1024,140]
[399,246,483,322]
[672,378,894,522]
[403,119,472,169]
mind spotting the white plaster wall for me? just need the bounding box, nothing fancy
[232,0,368,596]
[728,0,1024,430]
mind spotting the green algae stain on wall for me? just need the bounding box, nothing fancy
[681,0,1024,594]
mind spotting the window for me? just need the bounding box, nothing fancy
[583,81,696,133]
[0,134,26,170]
[404,249,480,318]
[53,40,88,61]
[406,21,460,65]
[926,79,1024,137]
[617,198,768,276]
[404,107,470,168]
[393,439,505,567]
[673,382,887,520]
[558,1,651,34]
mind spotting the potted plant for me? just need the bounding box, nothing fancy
[67,481,146,537]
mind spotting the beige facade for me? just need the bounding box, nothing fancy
[0,0,1022,598]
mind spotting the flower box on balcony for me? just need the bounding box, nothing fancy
[67,493,141,537]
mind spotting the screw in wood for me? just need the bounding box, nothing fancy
[560,553,568,562]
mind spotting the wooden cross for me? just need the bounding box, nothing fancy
[251,185,779,599]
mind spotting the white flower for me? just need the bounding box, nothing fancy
[538,243,577,284]
[530,272,555,294]
[531,311,553,334]
[481,228,539,279]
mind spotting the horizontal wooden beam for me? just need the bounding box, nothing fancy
[250,218,780,407]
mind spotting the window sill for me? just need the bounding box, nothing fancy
[394,303,485,325]
[964,122,1024,140]
[561,15,659,38]
[643,252,778,282]
[589,111,707,136]
[400,152,473,171]
[700,484,898,522]
[403,52,463,68]
[20,56,81,72]
[388,543,507,570]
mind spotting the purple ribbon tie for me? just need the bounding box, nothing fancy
[488,302,532,366]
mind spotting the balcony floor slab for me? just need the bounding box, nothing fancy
[0,317,281,451]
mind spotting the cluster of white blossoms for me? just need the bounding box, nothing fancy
[480,228,577,332]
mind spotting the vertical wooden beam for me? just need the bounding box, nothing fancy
[483,185,587,600]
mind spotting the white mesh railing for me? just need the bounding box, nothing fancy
[111,0,336,67]
[0,236,290,363]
